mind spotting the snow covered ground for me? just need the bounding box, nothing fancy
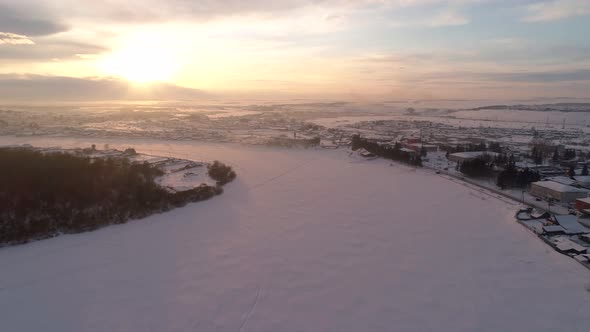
[1,136,589,332]
[155,160,216,192]
[311,111,590,132]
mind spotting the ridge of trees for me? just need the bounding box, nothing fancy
[458,157,494,178]
[0,148,235,246]
[266,136,321,148]
[351,135,422,166]
[496,162,541,189]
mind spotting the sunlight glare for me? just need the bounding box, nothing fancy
[101,35,178,83]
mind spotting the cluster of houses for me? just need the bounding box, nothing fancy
[515,175,590,269]
[517,207,590,269]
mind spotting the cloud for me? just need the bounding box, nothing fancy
[2,1,475,26]
[426,10,470,27]
[523,0,590,22]
[0,40,106,60]
[0,32,34,45]
[485,69,590,82]
[0,3,68,36]
[405,68,590,84]
[0,75,208,102]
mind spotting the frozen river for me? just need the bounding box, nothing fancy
[1,136,589,332]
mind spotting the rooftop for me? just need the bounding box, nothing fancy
[574,176,590,184]
[546,176,576,186]
[551,236,587,254]
[532,181,590,194]
[449,151,499,159]
[554,215,590,234]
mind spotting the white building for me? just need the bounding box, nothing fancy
[530,181,589,203]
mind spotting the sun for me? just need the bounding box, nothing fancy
[101,38,178,83]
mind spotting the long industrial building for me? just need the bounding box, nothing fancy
[530,181,589,204]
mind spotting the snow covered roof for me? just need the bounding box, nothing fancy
[531,181,590,194]
[574,176,590,185]
[577,197,590,204]
[546,176,576,186]
[449,151,499,159]
[408,143,437,148]
[543,225,566,234]
[554,215,590,234]
[579,217,590,227]
[551,236,587,254]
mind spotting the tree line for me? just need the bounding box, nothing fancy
[496,162,541,189]
[266,136,320,148]
[0,148,235,245]
[454,153,542,189]
[351,135,422,166]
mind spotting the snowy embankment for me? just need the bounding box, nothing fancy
[0,136,589,332]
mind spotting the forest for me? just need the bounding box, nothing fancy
[0,148,235,245]
[351,135,422,166]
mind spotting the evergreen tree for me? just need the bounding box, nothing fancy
[420,146,427,157]
[489,142,502,153]
[552,147,559,162]
[582,165,589,176]
[534,151,543,165]
[567,166,576,177]
[564,149,576,160]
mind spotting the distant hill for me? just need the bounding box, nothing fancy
[0,74,208,103]
[473,103,590,112]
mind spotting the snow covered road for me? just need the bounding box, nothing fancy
[1,137,589,332]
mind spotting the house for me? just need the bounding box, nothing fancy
[529,181,589,203]
[543,225,566,235]
[553,215,590,234]
[550,236,587,255]
[406,143,438,153]
[576,197,590,213]
[447,151,499,164]
[404,137,421,144]
[516,164,565,178]
[400,148,416,155]
[574,176,590,189]
[358,148,376,158]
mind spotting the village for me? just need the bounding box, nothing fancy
[339,119,590,270]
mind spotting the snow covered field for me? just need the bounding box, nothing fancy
[311,110,590,132]
[1,136,589,332]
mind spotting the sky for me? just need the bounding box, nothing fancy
[1,0,590,102]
